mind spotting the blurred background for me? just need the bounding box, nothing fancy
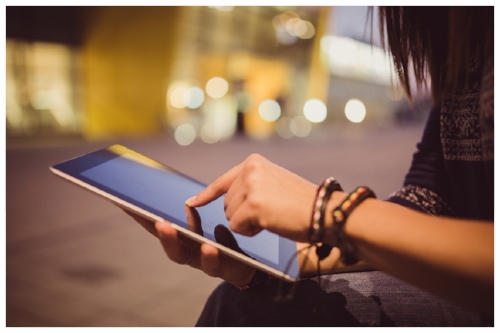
[6,5,430,143]
[5,5,430,327]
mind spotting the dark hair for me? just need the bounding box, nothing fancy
[377,6,493,105]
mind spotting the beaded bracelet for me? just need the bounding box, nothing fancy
[309,177,343,244]
[331,186,376,265]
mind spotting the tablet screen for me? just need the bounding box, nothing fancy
[52,145,299,279]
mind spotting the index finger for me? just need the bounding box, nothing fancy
[185,163,243,207]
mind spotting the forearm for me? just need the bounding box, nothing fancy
[323,194,494,314]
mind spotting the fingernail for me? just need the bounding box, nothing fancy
[155,223,165,238]
[185,196,196,206]
[156,221,172,237]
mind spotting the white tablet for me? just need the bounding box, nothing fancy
[50,144,300,282]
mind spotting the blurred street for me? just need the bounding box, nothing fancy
[6,124,424,326]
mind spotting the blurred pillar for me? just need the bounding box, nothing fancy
[305,6,330,102]
[81,7,180,139]
[242,58,289,139]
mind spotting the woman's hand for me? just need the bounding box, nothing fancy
[185,154,318,243]
[124,206,256,287]
[125,205,366,282]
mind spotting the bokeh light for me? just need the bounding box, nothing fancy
[298,21,315,39]
[168,81,192,109]
[184,86,205,109]
[174,123,196,146]
[258,99,281,122]
[200,122,221,144]
[320,35,394,86]
[275,26,297,45]
[275,116,294,139]
[272,10,315,45]
[285,18,303,36]
[279,11,299,25]
[202,97,238,140]
[290,116,311,137]
[206,77,229,99]
[344,99,367,123]
[169,86,188,108]
[303,99,327,123]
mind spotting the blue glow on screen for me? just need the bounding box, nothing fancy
[80,155,279,265]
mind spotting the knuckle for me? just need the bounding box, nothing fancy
[225,210,232,222]
[258,218,268,231]
[229,218,256,237]
[248,225,261,237]
[244,154,265,172]
[223,200,231,219]
[246,194,261,211]
[247,153,264,161]
[229,220,244,235]
[242,174,256,189]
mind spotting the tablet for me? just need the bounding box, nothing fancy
[50,144,300,282]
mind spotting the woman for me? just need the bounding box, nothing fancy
[130,6,494,326]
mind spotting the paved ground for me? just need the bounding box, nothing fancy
[5,123,425,326]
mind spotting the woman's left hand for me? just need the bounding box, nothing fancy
[186,154,319,243]
[124,206,257,286]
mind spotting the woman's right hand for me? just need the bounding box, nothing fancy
[124,206,257,287]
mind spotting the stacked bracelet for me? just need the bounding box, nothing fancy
[309,177,343,244]
[332,186,376,265]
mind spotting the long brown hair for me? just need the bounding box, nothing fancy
[377,6,493,105]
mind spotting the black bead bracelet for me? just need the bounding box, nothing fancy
[331,186,376,265]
